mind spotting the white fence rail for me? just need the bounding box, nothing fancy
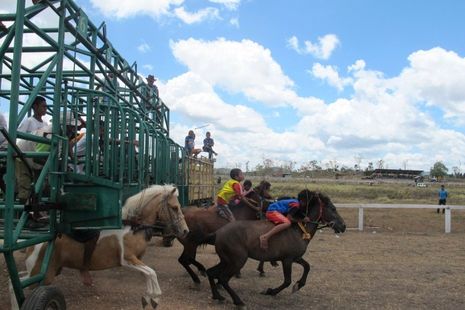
[337,204,465,233]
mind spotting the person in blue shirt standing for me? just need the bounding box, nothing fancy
[437,184,448,214]
[202,131,217,160]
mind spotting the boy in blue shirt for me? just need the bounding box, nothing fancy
[437,184,448,214]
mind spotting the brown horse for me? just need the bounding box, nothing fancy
[177,181,272,284]
[206,190,346,308]
[23,185,189,309]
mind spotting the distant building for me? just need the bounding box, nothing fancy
[371,169,423,179]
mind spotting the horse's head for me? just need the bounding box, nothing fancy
[245,180,273,213]
[123,185,189,239]
[156,186,189,239]
[255,180,273,199]
[297,189,346,234]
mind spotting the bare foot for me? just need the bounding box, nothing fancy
[259,235,268,249]
[80,270,93,286]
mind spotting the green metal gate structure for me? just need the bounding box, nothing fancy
[0,0,210,307]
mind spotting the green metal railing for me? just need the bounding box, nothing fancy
[0,0,188,306]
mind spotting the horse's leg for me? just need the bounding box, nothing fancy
[26,243,60,285]
[123,257,161,309]
[178,241,203,284]
[206,262,226,302]
[292,257,310,293]
[257,260,278,276]
[189,256,207,276]
[256,260,265,277]
[217,258,247,307]
[262,258,293,296]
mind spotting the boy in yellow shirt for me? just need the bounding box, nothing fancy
[216,168,245,221]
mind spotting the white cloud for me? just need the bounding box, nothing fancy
[311,63,352,91]
[395,47,465,125]
[170,38,297,107]
[166,38,465,169]
[89,0,184,19]
[288,34,340,60]
[230,17,239,27]
[142,64,154,71]
[173,7,219,24]
[89,0,228,25]
[137,42,151,53]
[287,36,299,52]
[208,0,241,10]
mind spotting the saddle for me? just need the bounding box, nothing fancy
[68,229,100,243]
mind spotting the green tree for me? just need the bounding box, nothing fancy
[430,161,448,178]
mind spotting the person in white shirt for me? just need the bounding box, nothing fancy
[18,95,48,133]
[0,112,7,145]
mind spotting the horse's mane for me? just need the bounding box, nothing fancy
[297,189,330,207]
[122,184,178,220]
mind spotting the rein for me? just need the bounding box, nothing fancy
[124,187,183,239]
[122,219,166,241]
[157,192,184,236]
[298,194,330,240]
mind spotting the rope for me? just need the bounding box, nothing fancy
[297,221,311,240]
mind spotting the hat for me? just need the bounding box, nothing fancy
[147,75,156,81]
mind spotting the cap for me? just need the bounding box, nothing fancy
[147,75,156,81]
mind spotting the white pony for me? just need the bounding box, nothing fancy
[22,184,189,309]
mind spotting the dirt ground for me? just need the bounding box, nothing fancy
[2,208,465,310]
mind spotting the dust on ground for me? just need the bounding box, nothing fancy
[2,208,465,310]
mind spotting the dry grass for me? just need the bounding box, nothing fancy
[242,176,465,205]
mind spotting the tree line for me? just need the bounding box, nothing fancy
[241,158,463,179]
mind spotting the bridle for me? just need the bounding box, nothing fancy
[157,192,184,237]
[304,193,332,231]
[123,189,184,239]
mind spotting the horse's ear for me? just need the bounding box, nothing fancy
[170,187,177,196]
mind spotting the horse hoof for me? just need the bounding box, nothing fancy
[199,270,206,277]
[141,297,148,308]
[260,288,271,295]
[259,272,265,277]
[236,304,247,310]
[150,298,158,309]
[292,282,300,293]
[261,288,276,296]
[212,295,225,302]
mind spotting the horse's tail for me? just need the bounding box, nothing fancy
[187,229,216,246]
[203,232,216,245]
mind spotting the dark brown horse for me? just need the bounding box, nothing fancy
[177,181,271,284]
[205,190,346,308]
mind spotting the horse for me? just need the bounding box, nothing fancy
[205,189,346,308]
[177,180,272,285]
[23,185,189,309]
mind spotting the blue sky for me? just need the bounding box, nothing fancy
[2,0,465,172]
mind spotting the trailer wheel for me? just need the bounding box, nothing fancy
[21,286,66,310]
